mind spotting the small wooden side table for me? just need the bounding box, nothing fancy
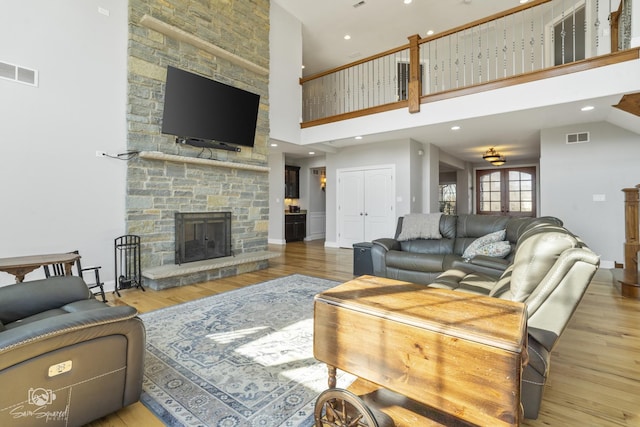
[314,275,527,427]
[0,252,81,283]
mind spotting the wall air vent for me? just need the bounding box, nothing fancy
[0,60,38,86]
[566,132,590,144]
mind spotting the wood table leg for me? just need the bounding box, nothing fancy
[327,365,337,389]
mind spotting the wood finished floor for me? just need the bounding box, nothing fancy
[88,240,640,426]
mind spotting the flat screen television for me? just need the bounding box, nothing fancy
[161,66,260,149]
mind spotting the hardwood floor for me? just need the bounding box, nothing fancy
[88,240,640,426]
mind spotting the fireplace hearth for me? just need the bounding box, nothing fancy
[175,212,231,264]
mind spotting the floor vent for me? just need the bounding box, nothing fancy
[0,60,38,86]
[566,132,590,144]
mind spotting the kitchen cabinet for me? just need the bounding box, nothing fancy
[285,165,300,199]
[285,213,306,242]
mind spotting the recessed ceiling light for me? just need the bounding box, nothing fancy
[309,151,315,155]
[344,34,351,40]
[451,125,461,131]
[581,105,595,111]
[355,136,363,140]
[404,0,412,4]
[426,30,434,36]
[270,143,278,147]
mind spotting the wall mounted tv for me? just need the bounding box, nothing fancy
[161,66,260,150]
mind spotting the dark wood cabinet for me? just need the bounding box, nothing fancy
[285,213,306,242]
[285,165,300,199]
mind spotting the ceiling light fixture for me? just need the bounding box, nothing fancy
[482,147,501,162]
[426,30,434,36]
[490,156,507,166]
[581,105,595,111]
[355,136,363,140]
[404,0,413,4]
[344,34,351,40]
[309,151,315,155]
[451,125,461,130]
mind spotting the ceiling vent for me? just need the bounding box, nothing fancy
[0,60,38,86]
[353,1,366,8]
[566,132,590,144]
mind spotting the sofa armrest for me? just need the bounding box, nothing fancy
[372,238,400,252]
[0,276,92,324]
[0,304,139,353]
[0,305,142,372]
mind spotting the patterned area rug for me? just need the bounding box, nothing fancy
[140,274,355,427]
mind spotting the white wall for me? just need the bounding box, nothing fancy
[0,0,127,286]
[267,152,286,244]
[540,121,640,267]
[269,2,303,144]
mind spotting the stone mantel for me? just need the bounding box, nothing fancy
[138,151,270,173]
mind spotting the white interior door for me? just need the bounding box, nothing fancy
[338,166,395,247]
[364,168,395,241]
[338,170,365,246]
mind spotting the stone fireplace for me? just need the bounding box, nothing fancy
[175,211,232,264]
[125,0,272,290]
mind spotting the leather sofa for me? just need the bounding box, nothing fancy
[0,276,145,426]
[372,214,599,419]
[431,222,599,419]
[371,213,562,284]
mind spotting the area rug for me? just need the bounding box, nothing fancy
[139,274,355,427]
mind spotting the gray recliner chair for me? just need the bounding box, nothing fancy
[431,223,600,419]
[0,276,145,426]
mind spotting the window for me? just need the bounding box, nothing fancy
[439,184,457,215]
[476,167,536,217]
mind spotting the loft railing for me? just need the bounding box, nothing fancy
[301,0,634,126]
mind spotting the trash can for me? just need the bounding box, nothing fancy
[353,242,374,276]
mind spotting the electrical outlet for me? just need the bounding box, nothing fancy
[96,150,106,157]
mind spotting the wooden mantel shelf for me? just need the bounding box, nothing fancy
[139,14,269,76]
[139,151,270,173]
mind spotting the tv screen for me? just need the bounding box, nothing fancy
[161,66,260,148]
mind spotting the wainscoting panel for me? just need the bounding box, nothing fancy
[306,211,326,241]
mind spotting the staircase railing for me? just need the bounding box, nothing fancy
[301,0,634,126]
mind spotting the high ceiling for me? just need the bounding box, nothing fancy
[274,0,524,77]
[271,0,638,165]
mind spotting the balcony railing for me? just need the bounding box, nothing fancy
[301,0,634,126]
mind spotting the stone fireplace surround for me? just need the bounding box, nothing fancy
[131,152,278,291]
[126,0,272,290]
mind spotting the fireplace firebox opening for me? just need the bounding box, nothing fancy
[175,212,232,264]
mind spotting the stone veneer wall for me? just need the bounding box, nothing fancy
[126,0,270,276]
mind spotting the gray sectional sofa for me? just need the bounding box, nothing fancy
[371,213,562,284]
[370,213,600,419]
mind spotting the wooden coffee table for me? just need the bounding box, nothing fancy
[0,252,81,283]
[313,275,527,427]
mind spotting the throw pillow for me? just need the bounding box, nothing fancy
[397,213,443,241]
[473,240,512,258]
[462,229,506,259]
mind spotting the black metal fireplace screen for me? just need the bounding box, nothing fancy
[175,212,232,264]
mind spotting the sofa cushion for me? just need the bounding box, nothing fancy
[386,250,445,272]
[397,213,442,241]
[456,214,510,238]
[399,238,455,254]
[462,229,506,259]
[473,240,512,258]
